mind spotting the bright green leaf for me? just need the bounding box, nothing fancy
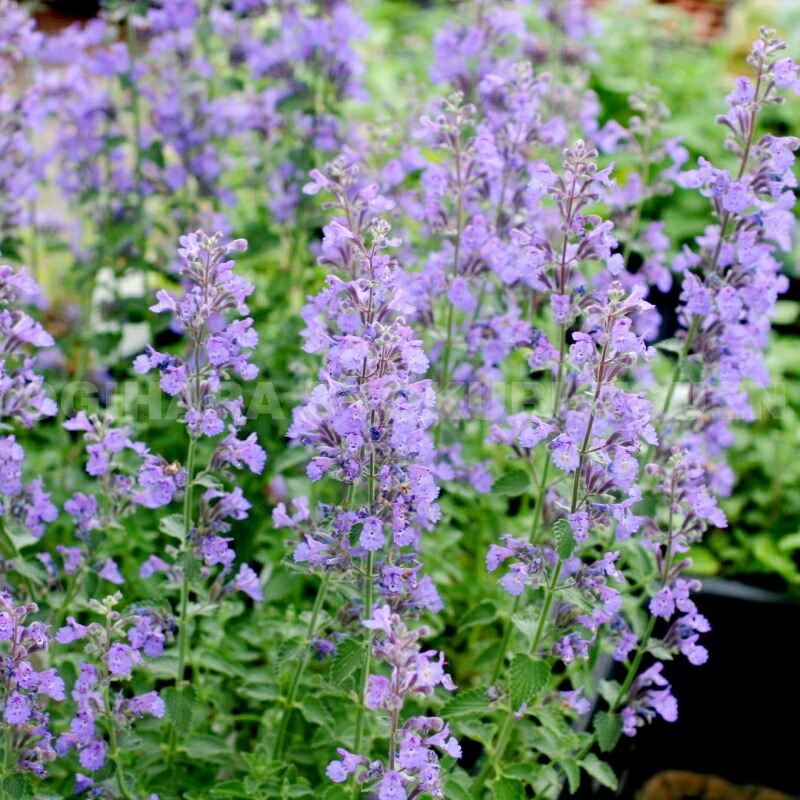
[555,519,576,560]
[581,754,618,790]
[494,777,526,800]
[159,514,185,541]
[563,757,581,793]
[494,469,531,496]
[441,687,489,718]
[594,710,622,752]
[329,638,365,687]
[509,654,551,711]
[163,685,196,735]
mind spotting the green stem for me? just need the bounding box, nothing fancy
[352,550,374,757]
[435,135,465,447]
[489,595,521,686]
[166,435,198,760]
[273,573,331,759]
[175,435,198,691]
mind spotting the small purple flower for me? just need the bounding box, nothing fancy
[649,587,675,619]
[3,692,31,724]
[78,740,107,771]
[233,563,263,602]
[550,434,579,472]
[98,558,125,585]
[379,771,406,800]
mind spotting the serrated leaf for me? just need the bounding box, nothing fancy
[563,757,581,793]
[494,777,525,800]
[594,710,622,752]
[460,600,498,628]
[441,687,489,718]
[581,754,618,790]
[160,513,185,541]
[554,519,576,559]
[1,774,31,800]
[300,694,332,726]
[180,551,202,586]
[329,638,364,686]
[163,685,196,735]
[533,705,572,737]
[509,654,551,711]
[494,469,531,496]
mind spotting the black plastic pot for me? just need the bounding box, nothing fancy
[576,578,800,799]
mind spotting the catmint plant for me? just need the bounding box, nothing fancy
[272,160,460,792]
[130,230,266,761]
[55,592,165,791]
[0,594,63,778]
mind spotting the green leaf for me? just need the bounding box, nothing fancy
[329,638,365,686]
[554,519,576,560]
[683,358,703,384]
[655,337,684,355]
[594,710,622,752]
[441,687,489,718]
[299,694,332,726]
[163,685,196,735]
[509,654,551,710]
[563,757,581,793]
[533,705,571,737]
[160,513,185,541]
[502,763,536,780]
[443,779,472,800]
[581,754,618,790]
[460,600,498,629]
[180,551,202,586]
[494,469,531,496]
[494,777,525,800]
[194,473,223,490]
[598,679,621,706]
[12,557,48,585]
[1,774,31,800]
[510,613,538,640]
[185,734,234,760]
